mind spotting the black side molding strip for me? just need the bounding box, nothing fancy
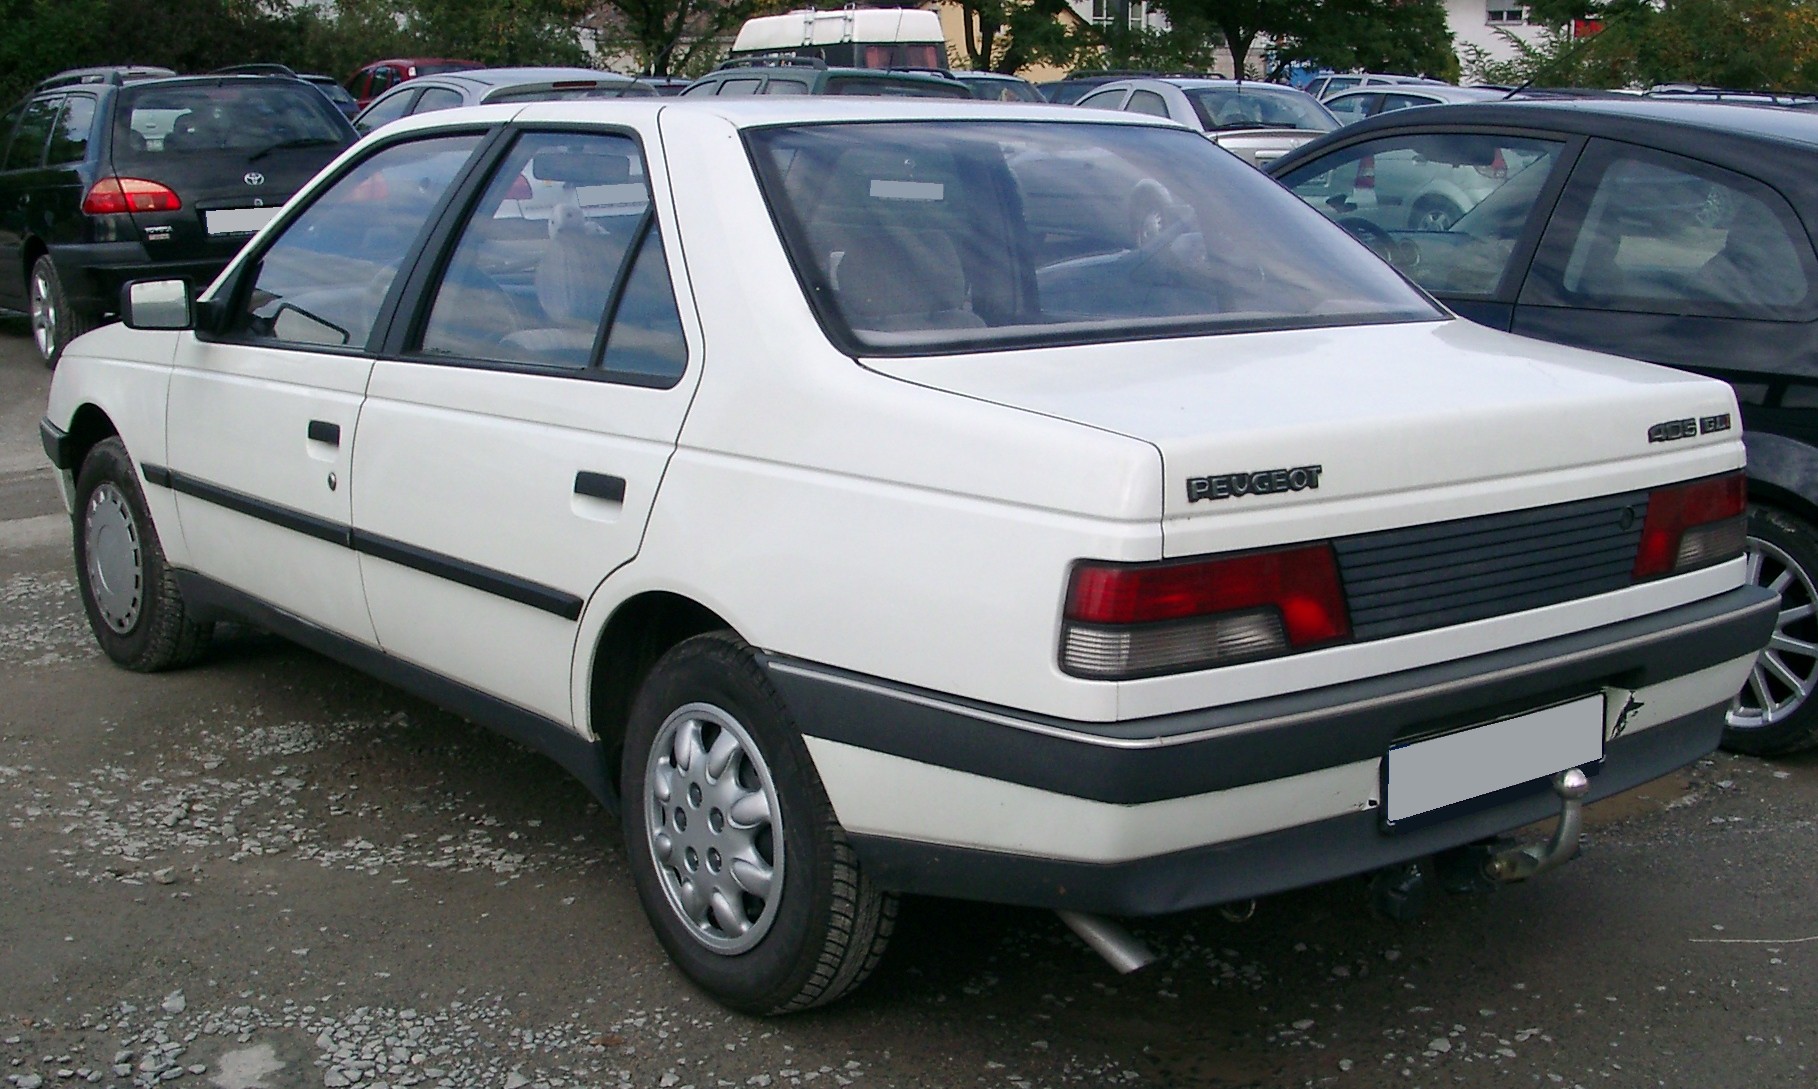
[174,570,615,810]
[40,417,72,470]
[573,471,626,504]
[352,529,584,620]
[142,464,582,620]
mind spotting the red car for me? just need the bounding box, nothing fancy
[345,58,483,108]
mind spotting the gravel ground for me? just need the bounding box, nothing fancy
[4,326,1816,1089]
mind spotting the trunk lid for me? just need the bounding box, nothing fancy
[1211,128,1323,168]
[862,318,1741,555]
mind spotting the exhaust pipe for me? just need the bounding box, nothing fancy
[1057,910,1157,974]
[1485,767,1591,882]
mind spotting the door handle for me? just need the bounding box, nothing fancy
[574,472,625,503]
[307,420,340,446]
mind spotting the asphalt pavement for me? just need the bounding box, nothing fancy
[2,322,1815,1089]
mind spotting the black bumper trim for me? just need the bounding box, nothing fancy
[40,417,71,470]
[849,702,1725,915]
[765,585,1774,805]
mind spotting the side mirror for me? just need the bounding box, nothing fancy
[121,279,194,331]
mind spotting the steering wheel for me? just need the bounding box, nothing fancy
[1337,215,1395,258]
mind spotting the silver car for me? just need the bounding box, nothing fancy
[1323,84,1507,126]
[1074,78,1338,167]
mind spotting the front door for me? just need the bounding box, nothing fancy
[352,126,699,725]
[165,130,486,643]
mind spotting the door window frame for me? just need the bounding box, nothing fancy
[1277,124,1587,304]
[379,122,693,390]
[200,123,505,357]
[1521,137,1818,321]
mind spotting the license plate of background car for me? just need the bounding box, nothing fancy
[204,206,281,235]
[1383,694,1604,823]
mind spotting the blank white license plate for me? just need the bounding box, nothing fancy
[1384,695,1604,823]
[204,206,280,235]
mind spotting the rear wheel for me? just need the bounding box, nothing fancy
[1724,504,1818,755]
[30,255,93,368]
[73,438,212,671]
[1409,196,1464,233]
[622,632,896,1014]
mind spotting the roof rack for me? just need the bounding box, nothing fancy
[34,65,176,92]
[713,55,829,71]
[211,63,299,77]
[1644,83,1818,104]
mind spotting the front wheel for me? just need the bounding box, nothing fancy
[73,438,212,671]
[622,632,896,1014]
[1724,504,1818,755]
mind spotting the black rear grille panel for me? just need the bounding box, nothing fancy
[1334,490,1649,642]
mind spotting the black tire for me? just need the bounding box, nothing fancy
[621,632,897,1014]
[30,254,95,368]
[1723,504,1818,756]
[72,438,212,672]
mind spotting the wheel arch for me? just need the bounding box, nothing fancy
[22,233,46,286]
[61,403,122,474]
[586,590,734,786]
[1743,431,1818,529]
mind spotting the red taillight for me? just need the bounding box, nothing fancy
[504,173,533,201]
[1062,545,1350,679]
[82,177,181,215]
[1633,473,1747,580]
[1355,154,1375,190]
[551,80,597,90]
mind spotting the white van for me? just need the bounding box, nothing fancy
[729,7,947,70]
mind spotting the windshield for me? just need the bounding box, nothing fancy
[747,120,1440,355]
[115,82,348,162]
[1186,87,1337,132]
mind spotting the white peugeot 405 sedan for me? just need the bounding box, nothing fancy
[42,98,1775,1013]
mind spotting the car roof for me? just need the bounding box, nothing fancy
[1327,84,1503,103]
[427,67,641,88]
[1124,78,1309,94]
[1334,97,1818,149]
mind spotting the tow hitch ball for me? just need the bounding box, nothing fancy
[1370,767,1592,919]
[1483,767,1592,882]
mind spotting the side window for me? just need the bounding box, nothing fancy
[4,97,60,171]
[417,130,684,380]
[371,67,400,94]
[413,87,464,114]
[1076,89,1125,111]
[231,133,483,349]
[47,95,94,164]
[1539,148,1813,318]
[1379,93,1435,113]
[1276,132,1567,297]
[715,78,763,96]
[1324,94,1371,123]
[356,89,418,134]
[1126,90,1169,117]
[763,79,811,95]
[679,81,715,96]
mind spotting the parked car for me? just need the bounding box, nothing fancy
[345,58,483,109]
[1304,72,1445,101]
[353,67,652,135]
[682,57,969,97]
[44,97,1772,1011]
[635,76,693,96]
[211,64,362,119]
[945,70,1046,102]
[1270,99,1818,754]
[1075,77,1338,167]
[1038,69,1160,104]
[0,67,356,364]
[1323,83,1505,125]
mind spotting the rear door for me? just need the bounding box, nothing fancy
[0,94,59,304]
[1514,139,1818,412]
[352,125,699,725]
[164,130,486,643]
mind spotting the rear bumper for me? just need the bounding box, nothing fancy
[50,242,233,315]
[765,585,1774,914]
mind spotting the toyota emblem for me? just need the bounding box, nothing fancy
[243,171,265,186]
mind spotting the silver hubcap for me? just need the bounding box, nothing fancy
[30,266,57,360]
[645,702,784,954]
[84,482,145,634]
[1730,536,1818,729]
[1414,204,1457,232]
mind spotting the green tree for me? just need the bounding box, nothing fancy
[1150,0,1296,76]
[1274,0,1459,81]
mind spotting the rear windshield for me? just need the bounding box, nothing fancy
[1186,87,1337,132]
[824,77,971,99]
[115,82,347,163]
[417,63,477,77]
[748,120,1441,355]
